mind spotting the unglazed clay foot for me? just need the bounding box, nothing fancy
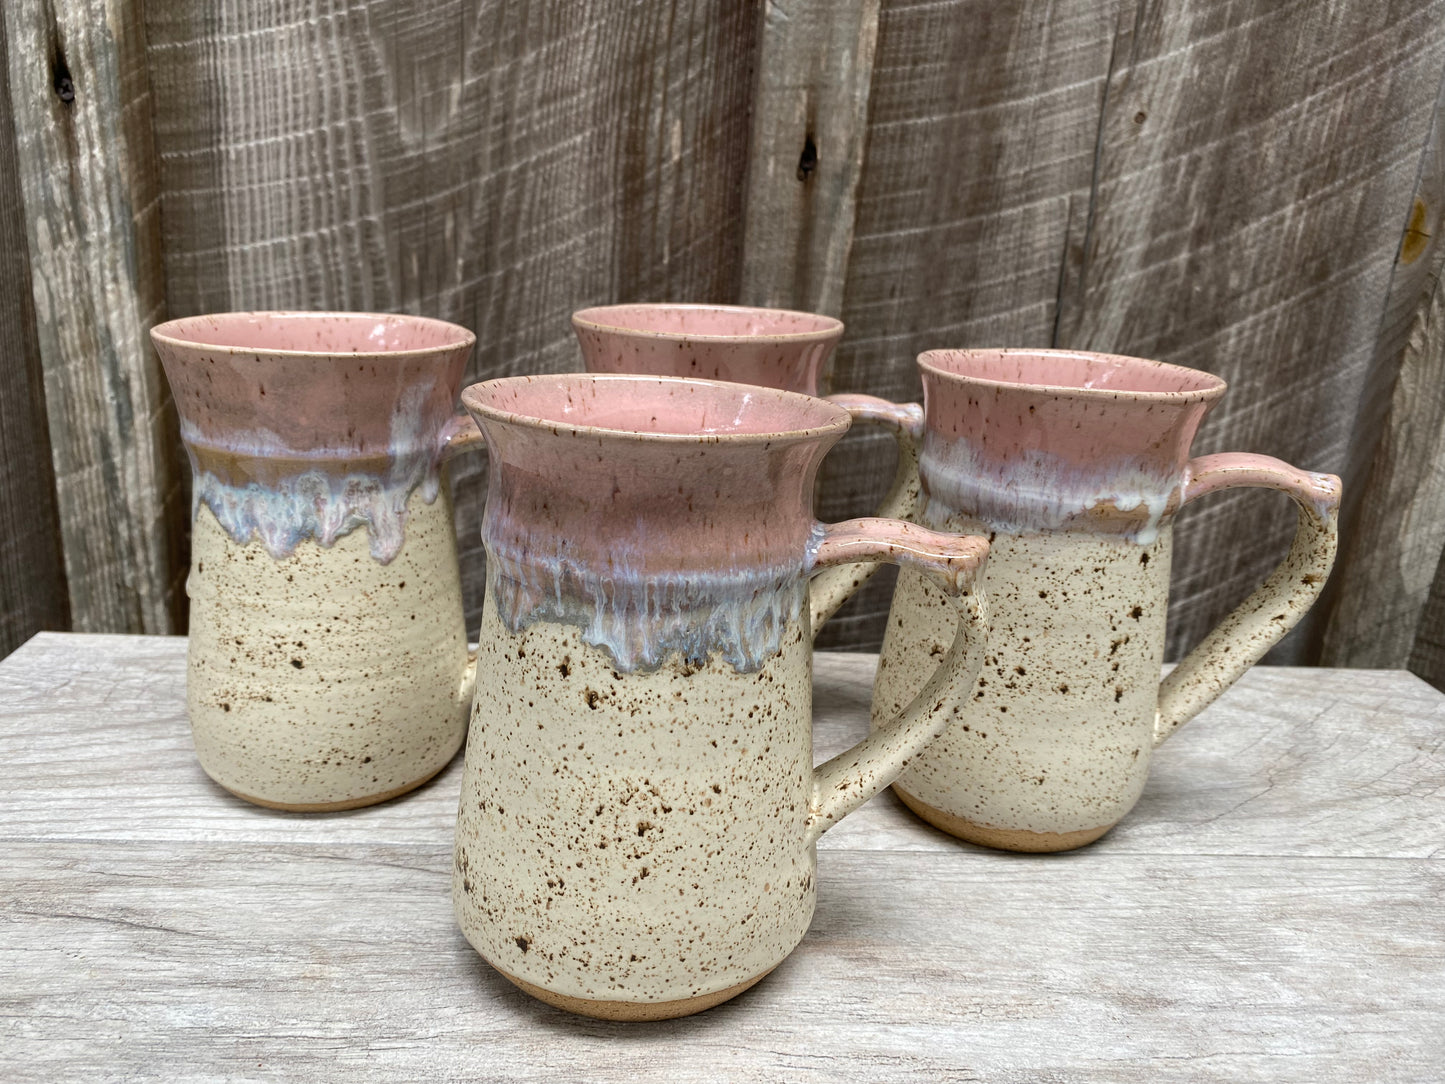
[217,750,460,813]
[495,964,776,1021]
[893,785,1115,853]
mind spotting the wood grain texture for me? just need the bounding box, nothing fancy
[2,0,185,636]
[0,13,68,659]
[144,0,759,638]
[1411,544,1445,688]
[739,0,879,317]
[815,0,1126,648]
[1054,0,1445,667]
[1,634,1443,1081]
[1317,71,1445,676]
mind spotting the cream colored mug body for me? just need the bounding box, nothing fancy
[873,349,1341,852]
[153,312,480,811]
[453,374,990,1019]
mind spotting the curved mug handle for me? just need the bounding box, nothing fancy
[1153,453,1342,746]
[804,518,989,844]
[809,395,926,632]
[441,413,485,460]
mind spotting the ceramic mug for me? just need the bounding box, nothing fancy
[572,303,923,628]
[452,373,990,1020]
[152,311,481,811]
[872,348,1341,852]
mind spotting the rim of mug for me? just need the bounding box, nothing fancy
[461,373,853,445]
[918,347,1227,403]
[571,302,843,343]
[150,310,476,359]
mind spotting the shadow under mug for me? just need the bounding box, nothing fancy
[572,302,923,630]
[452,373,991,1020]
[152,311,482,811]
[872,348,1342,852]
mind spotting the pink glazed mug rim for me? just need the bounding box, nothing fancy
[151,310,476,360]
[919,347,1228,404]
[461,373,852,446]
[572,302,843,344]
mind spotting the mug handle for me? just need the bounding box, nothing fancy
[1153,453,1342,746]
[803,518,990,844]
[438,414,484,707]
[440,414,485,459]
[809,396,925,632]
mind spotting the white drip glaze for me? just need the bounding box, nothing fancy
[183,386,443,564]
[921,435,1178,544]
[486,524,824,673]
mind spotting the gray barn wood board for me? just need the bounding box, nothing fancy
[2,0,185,637]
[739,0,880,318]
[143,0,760,637]
[1320,65,1445,676]
[2,634,1443,1080]
[0,13,68,657]
[4,1,1445,678]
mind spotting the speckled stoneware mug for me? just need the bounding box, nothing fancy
[452,373,990,1020]
[872,348,1342,852]
[572,303,923,628]
[152,312,481,812]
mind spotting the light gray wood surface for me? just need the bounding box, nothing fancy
[2,633,1442,1082]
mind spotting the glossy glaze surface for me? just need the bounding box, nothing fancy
[571,303,924,628]
[153,311,477,810]
[876,349,1341,851]
[455,373,990,1017]
[153,311,474,563]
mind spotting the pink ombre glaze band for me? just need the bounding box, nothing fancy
[152,311,476,563]
[917,348,1226,543]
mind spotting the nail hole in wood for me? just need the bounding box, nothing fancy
[797,134,817,181]
[51,46,74,104]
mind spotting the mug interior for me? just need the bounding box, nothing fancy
[463,374,850,439]
[920,348,1225,398]
[152,311,473,355]
[573,303,840,340]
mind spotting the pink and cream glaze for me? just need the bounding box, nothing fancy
[152,312,479,810]
[572,303,924,629]
[872,349,1341,852]
[453,374,990,1018]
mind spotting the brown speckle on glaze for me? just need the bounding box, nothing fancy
[570,303,924,632]
[154,311,478,810]
[875,349,1341,852]
[453,373,990,1018]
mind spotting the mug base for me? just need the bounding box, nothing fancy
[494,963,776,1021]
[213,761,452,813]
[893,785,1115,853]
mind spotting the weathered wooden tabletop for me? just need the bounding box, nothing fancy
[1,633,1442,1082]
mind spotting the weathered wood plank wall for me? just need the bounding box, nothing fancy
[4,0,1445,681]
[2,0,186,646]
[0,12,68,658]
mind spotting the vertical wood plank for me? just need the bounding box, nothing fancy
[815,0,1126,648]
[3,0,184,635]
[0,11,69,657]
[739,0,880,317]
[1319,71,1445,673]
[145,0,759,637]
[1053,0,1445,664]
